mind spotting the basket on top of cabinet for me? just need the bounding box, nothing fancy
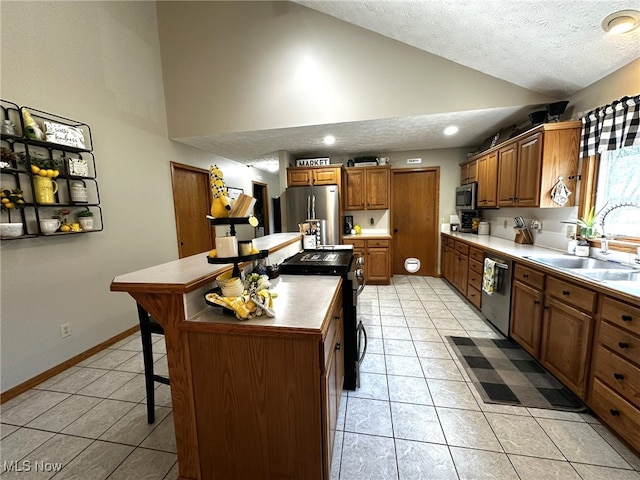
[0,99,103,238]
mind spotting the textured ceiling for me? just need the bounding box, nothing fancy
[176,1,640,168]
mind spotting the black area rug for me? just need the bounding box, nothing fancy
[446,336,586,412]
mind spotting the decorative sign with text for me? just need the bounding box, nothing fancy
[44,121,86,149]
[296,157,330,167]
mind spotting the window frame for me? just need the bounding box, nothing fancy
[580,154,640,253]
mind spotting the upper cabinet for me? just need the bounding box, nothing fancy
[476,151,498,208]
[462,121,581,209]
[460,159,477,185]
[286,166,342,188]
[343,166,390,211]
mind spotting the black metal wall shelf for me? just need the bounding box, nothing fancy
[1,99,103,239]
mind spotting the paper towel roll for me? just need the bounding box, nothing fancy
[216,236,238,257]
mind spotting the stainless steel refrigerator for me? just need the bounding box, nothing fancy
[284,185,340,245]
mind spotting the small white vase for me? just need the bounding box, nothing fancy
[78,217,94,231]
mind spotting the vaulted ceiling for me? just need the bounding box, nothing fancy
[173,1,640,167]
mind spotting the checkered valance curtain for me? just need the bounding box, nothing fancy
[580,94,640,158]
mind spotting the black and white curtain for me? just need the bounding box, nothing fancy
[580,94,640,158]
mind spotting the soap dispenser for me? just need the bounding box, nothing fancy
[567,235,577,255]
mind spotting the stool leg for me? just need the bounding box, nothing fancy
[137,304,156,424]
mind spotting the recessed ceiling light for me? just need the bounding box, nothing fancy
[602,10,640,34]
[444,126,459,136]
[323,135,336,145]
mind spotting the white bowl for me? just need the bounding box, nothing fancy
[216,271,233,288]
[0,223,24,237]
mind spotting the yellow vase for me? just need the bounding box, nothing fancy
[34,176,58,204]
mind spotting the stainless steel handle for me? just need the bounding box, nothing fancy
[495,262,509,269]
[312,195,316,219]
[356,268,366,296]
[307,195,311,219]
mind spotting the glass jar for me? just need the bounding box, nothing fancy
[1,120,16,136]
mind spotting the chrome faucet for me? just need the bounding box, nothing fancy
[599,202,640,239]
[600,239,609,255]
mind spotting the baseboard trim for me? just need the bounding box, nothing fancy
[0,325,140,404]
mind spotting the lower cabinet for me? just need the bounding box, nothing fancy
[540,295,593,398]
[588,296,640,452]
[510,263,546,358]
[322,297,344,475]
[343,237,391,284]
[440,235,483,309]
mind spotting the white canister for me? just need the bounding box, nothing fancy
[70,182,88,202]
[215,236,238,257]
[303,235,317,249]
[477,222,490,235]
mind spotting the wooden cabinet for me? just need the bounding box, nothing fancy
[476,151,498,207]
[497,134,543,207]
[539,276,595,398]
[510,264,545,357]
[589,296,640,452]
[440,235,482,309]
[460,160,477,185]
[465,121,580,209]
[343,166,390,210]
[343,237,391,284]
[287,166,341,187]
[322,295,344,475]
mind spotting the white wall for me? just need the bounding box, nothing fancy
[156,1,553,139]
[0,2,274,392]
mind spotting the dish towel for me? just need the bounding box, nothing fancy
[482,258,498,295]
[550,177,572,206]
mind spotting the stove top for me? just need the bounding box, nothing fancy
[279,248,354,276]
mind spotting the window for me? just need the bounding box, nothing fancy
[594,145,640,239]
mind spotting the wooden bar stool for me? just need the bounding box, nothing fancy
[137,303,170,423]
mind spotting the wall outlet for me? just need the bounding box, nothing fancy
[60,322,72,338]
[566,225,576,238]
[531,220,542,230]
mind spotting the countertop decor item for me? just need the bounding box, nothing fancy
[577,205,604,239]
[0,222,24,237]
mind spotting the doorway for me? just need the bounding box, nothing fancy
[391,168,440,276]
[252,181,270,237]
[170,162,215,258]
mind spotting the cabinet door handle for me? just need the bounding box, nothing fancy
[562,290,570,296]
[543,305,549,310]
[533,300,540,305]
[523,274,529,278]
[335,342,341,351]
[610,409,621,417]
[618,342,629,349]
[613,373,625,380]
[621,314,632,322]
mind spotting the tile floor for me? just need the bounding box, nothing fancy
[1,275,639,479]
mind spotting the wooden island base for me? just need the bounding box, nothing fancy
[111,234,345,479]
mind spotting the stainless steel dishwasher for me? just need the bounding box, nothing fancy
[480,253,513,337]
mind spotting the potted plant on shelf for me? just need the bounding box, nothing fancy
[76,209,94,230]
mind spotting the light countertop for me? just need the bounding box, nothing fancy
[343,233,392,239]
[443,232,640,300]
[110,232,301,293]
[188,274,342,332]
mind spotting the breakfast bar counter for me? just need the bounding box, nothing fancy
[110,233,344,480]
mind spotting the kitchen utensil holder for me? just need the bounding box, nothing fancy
[514,227,534,244]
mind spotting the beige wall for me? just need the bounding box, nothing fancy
[0,1,275,392]
[566,58,640,119]
[156,1,553,139]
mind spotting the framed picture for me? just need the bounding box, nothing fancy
[227,187,243,201]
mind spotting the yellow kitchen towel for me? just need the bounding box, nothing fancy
[482,258,498,295]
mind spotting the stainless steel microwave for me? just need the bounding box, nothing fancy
[455,182,477,210]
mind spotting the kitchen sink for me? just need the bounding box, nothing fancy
[526,255,632,270]
[577,270,640,282]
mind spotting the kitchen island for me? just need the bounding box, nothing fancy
[110,233,345,479]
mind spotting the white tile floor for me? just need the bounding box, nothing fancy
[1,275,639,479]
